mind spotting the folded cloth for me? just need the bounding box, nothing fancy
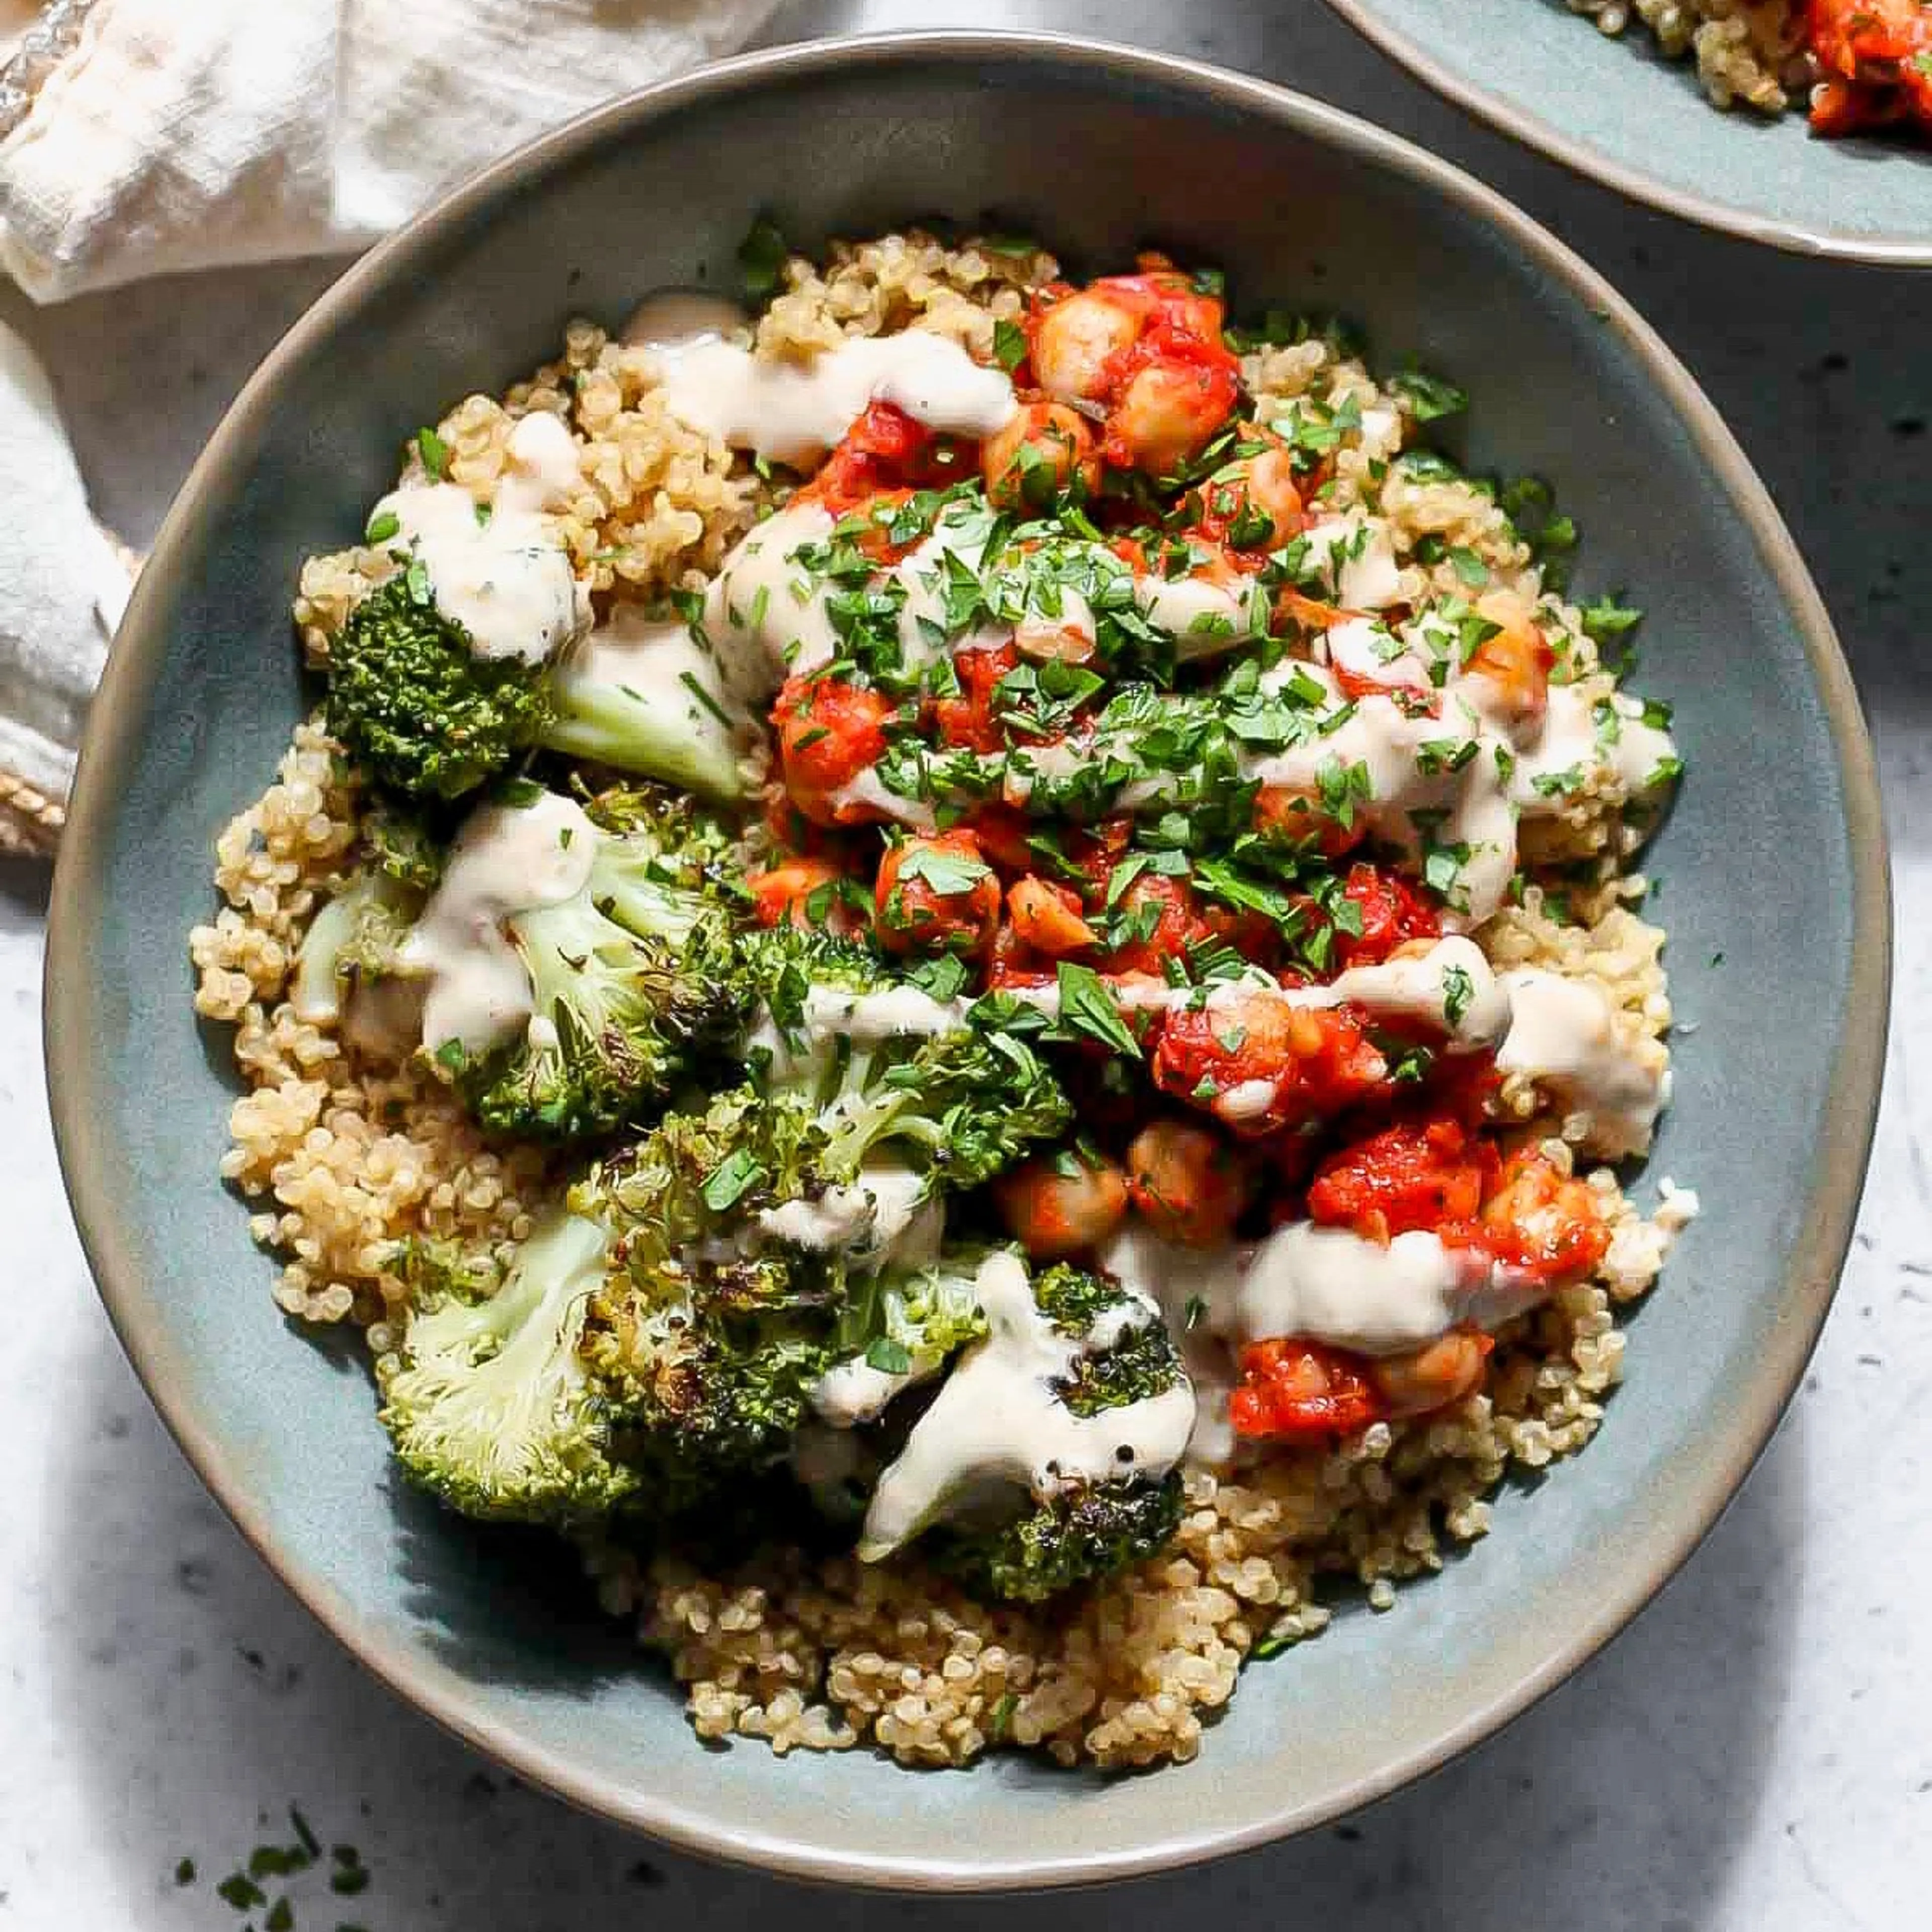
[0,0,780,299]
[0,0,779,850]
[0,315,125,853]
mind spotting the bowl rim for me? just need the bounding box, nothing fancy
[45,27,1891,1892]
[1320,0,1932,266]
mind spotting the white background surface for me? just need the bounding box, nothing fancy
[3,2,1927,1925]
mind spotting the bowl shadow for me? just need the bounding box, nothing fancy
[49,1299,1803,1925]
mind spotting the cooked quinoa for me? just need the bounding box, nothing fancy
[192,230,1694,1769]
[1569,1,1809,115]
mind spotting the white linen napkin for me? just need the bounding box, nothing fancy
[0,0,779,852]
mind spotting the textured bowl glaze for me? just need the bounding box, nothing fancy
[1324,0,1932,263]
[46,32,1887,1891]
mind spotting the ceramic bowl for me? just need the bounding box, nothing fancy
[1324,0,1932,262]
[46,31,1887,1891]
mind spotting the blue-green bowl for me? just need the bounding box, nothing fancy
[1325,0,1932,262]
[45,32,1888,1891]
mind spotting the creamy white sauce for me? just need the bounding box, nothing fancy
[705,497,999,695]
[500,410,584,509]
[758,1161,942,1272]
[1232,1223,1544,1353]
[858,1249,1195,1560]
[400,789,596,1059]
[1325,936,1511,1054]
[1100,1219,1546,1467]
[702,501,840,697]
[825,764,938,832]
[1302,514,1407,610]
[747,979,980,1085]
[648,328,1017,468]
[1601,693,1680,796]
[1500,682,1600,810]
[804,982,972,1041]
[1216,1078,1280,1122]
[370,412,589,666]
[1241,665,1519,928]
[813,1357,920,1430]
[1132,572,1263,657]
[1325,613,1431,694]
[621,290,749,352]
[1496,968,1669,1157]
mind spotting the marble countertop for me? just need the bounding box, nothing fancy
[2,2,1926,1925]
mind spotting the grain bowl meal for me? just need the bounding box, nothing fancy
[1567,0,1932,134]
[192,227,1698,1770]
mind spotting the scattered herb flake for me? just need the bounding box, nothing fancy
[738,215,790,301]
[679,669,734,730]
[1056,962,1142,1060]
[896,845,993,895]
[218,1873,268,1912]
[701,1149,769,1213]
[1390,368,1467,422]
[865,1337,913,1376]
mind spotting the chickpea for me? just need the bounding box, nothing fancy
[1126,1119,1250,1247]
[748,857,859,934]
[873,830,1001,958]
[1368,1332,1490,1417]
[993,1150,1130,1259]
[1466,588,1554,726]
[1211,444,1305,548]
[1253,781,1368,861]
[1006,876,1098,957]
[1481,1152,1609,1283]
[1107,359,1236,475]
[981,401,1101,511]
[772,675,895,828]
[1030,289,1141,404]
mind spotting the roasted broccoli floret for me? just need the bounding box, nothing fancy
[741,923,1074,1203]
[816,1024,1074,1193]
[544,623,758,806]
[573,1090,836,1505]
[289,860,425,1022]
[858,1251,1194,1602]
[378,1210,639,1523]
[937,1471,1185,1605]
[325,576,554,801]
[435,786,749,1143]
[361,797,450,891]
[812,1246,994,1425]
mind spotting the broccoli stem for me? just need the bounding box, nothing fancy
[543,654,751,805]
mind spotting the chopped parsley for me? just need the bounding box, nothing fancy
[1055,961,1142,1059]
[701,1149,768,1213]
[1390,368,1467,422]
[895,844,993,896]
[865,1337,913,1375]
[737,214,790,301]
